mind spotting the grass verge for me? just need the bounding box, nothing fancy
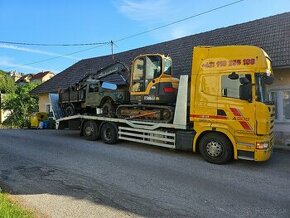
[0,192,33,218]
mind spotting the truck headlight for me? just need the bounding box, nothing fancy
[256,142,269,149]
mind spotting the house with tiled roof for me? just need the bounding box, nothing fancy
[30,71,55,84]
[16,74,33,86]
[16,71,54,86]
[31,12,290,144]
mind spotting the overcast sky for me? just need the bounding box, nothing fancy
[0,0,290,74]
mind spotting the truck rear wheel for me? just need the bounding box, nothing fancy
[199,132,233,164]
[101,122,118,144]
[83,121,99,141]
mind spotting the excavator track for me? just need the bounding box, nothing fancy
[116,104,174,123]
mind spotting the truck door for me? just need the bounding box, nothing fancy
[85,83,100,107]
[218,73,255,136]
[194,73,218,118]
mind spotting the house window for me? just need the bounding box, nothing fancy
[270,90,290,121]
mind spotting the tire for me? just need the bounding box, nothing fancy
[100,122,118,144]
[83,121,99,141]
[199,132,233,164]
[102,100,115,117]
[65,104,75,117]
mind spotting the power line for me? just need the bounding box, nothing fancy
[0,40,111,47]
[2,0,246,71]
[115,0,245,42]
[3,44,108,70]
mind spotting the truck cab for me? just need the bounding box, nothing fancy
[190,46,274,163]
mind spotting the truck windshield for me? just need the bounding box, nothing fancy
[255,73,274,104]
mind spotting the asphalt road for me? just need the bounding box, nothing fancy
[0,129,289,217]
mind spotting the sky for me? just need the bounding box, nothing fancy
[0,0,290,74]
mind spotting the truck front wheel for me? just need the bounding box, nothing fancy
[102,100,115,117]
[83,121,99,141]
[199,132,233,164]
[101,122,118,144]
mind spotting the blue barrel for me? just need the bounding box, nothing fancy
[43,120,49,129]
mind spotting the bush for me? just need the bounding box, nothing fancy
[2,83,38,128]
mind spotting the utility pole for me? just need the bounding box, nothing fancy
[110,40,114,60]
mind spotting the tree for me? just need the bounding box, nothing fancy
[2,83,38,128]
[0,71,16,93]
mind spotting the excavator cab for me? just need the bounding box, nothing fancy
[130,54,179,104]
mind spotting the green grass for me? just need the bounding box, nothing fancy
[0,192,33,218]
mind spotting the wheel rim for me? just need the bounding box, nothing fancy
[84,125,93,136]
[104,128,112,141]
[206,140,223,157]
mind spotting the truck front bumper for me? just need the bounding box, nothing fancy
[254,146,273,161]
[237,134,273,162]
[254,135,274,161]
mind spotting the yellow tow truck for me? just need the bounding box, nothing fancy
[56,45,274,164]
